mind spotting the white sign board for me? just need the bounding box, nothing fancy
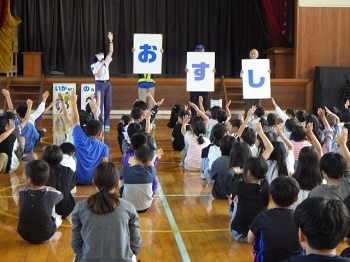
[242,59,271,99]
[133,34,163,74]
[80,84,95,110]
[186,52,215,92]
[52,83,76,115]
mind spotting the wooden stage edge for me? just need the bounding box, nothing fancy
[0,76,313,113]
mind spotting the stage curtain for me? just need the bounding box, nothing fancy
[12,0,270,76]
[0,1,21,72]
[0,0,9,29]
[262,0,291,47]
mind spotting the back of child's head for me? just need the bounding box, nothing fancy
[85,101,92,114]
[210,106,221,120]
[326,114,337,127]
[178,109,191,119]
[191,119,206,145]
[243,156,269,207]
[320,152,347,179]
[294,197,350,250]
[266,113,277,126]
[295,110,307,123]
[142,132,156,150]
[135,145,154,163]
[133,100,148,111]
[216,110,227,123]
[168,104,185,128]
[329,106,339,115]
[88,162,120,214]
[16,103,28,119]
[229,142,252,168]
[117,115,133,133]
[3,111,16,121]
[25,160,50,186]
[293,146,322,190]
[269,140,288,177]
[130,132,147,150]
[230,118,242,130]
[290,125,306,142]
[59,142,75,156]
[285,118,296,132]
[79,110,92,133]
[211,123,227,146]
[86,119,103,136]
[127,123,143,138]
[0,116,8,133]
[286,108,296,118]
[131,107,143,120]
[42,145,63,166]
[270,176,299,207]
[241,127,256,146]
[254,106,265,118]
[189,115,202,126]
[220,136,237,156]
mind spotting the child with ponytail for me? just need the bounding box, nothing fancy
[71,162,142,261]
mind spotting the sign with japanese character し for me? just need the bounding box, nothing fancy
[186,52,215,92]
[52,83,76,115]
[133,34,163,74]
[241,59,271,99]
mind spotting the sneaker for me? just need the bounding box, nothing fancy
[104,125,110,131]
[178,161,184,167]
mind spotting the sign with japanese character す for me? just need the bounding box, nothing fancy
[133,34,163,74]
[186,52,215,92]
[52,83,76,115]
[242,59,271,99]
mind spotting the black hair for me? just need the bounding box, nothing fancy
[229,142,252,168]
[306,114,322,144]
[229,118,242,129]
[178,110,191,119]
[243,156,269,207]
[210,106,221,120]
[254,106,265,118]
[270,176,299,207]
[292,146,322,190]
[3,111,16,121]
[86,119,103,136]
[79,110,92,134]
[326,114,337,127]
[269,141,288,177]
[117,115,133,133]
[266,113,277,126]
[295,110,307,123]
[290,126,307,142]
[42,145,64,190]
[216,110,227,123]
[286,108,296,118]
[143,132,156,151]
[87,162,120,214]
[191,119,206,145]
[130,133,147,150]
[294,197,350,250]
[0,116,8,133]
[219,136,237,156]
[25,160,50,186]
[285,118,296,132]
[168,104,185,128]
[320,152,347,179]
[16,103,28,119]
[135,145,154,163]
[59,142,76,155]
[211,123,227,146]
[241,127,256,146]
[127,123,143,137]
[133,100,148,111]
[131,107,143,120]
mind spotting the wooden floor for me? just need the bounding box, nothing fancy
[0,117,347,261]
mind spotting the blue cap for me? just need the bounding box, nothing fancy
[195,44,205,51]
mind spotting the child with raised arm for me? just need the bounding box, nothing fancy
[18,160,63,243]
[71,162,142,261]
[119,145,163,212]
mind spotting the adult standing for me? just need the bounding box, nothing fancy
[91,32,113,131]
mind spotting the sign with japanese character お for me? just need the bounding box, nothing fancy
[133,34,163,74]
[242,59,271,99]
[186,52,215,92]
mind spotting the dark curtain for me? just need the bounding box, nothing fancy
[0,0,10,29]
[12,0,270,77]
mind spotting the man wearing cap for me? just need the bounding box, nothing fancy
[185,44,215,115]
[91,32,113,131]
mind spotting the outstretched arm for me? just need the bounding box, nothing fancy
[2,89,14,111]
[71,90,79,127]
[189,101,209,127]
[20,99,33,129]
[58,93,72,128]
[107,32,113,58]
[236,105,257,137]
[305,122,323,159]
[338,128,350,167]
[254,122,273,160]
